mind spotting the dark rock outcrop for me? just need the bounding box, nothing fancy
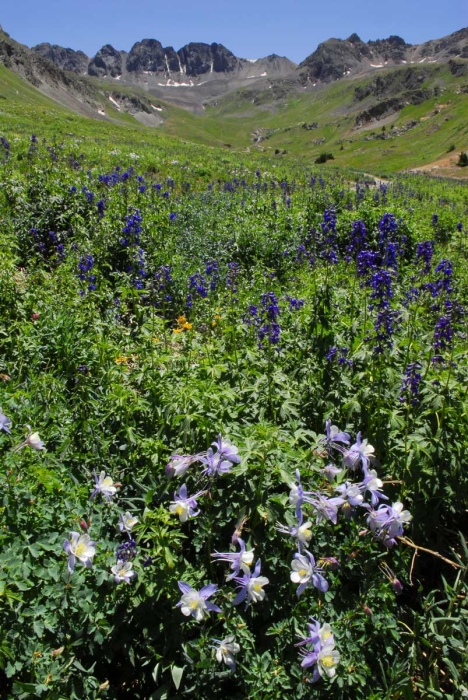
[354,67,428,101]
[298,34,410,83]
[88,45,124,78]
[125,39,239,76]
[126,39,166,72]
[355,89,431,125]
[109,91,152,113]
[449,59,468,77]
[32,43,89,73]
[178,42,239,76]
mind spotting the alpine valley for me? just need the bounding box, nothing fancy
[0,22,468,173]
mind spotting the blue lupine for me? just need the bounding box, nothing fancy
[399,363,422,405]
[415,241,434,274]
[205,260,219,291]
[433,314,453,351]
[97,199,106,219]
[346,219,367,261]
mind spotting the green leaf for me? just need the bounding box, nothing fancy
[171,664,184,690]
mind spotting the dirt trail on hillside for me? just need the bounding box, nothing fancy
[407,151,468,179]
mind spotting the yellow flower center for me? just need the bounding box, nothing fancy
[253,583,262,592]
[321,655,335,668]
[189,600,199,610]
[323,630,332,642]
[175,505,185,516]
[299,568,307,577]
[75,543,87,557]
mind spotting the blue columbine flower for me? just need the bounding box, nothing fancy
[177,582,221,621]
[0,410,12,434]
[297,619,340,683]
[232,559,269,606]
[169,484,204,522]
[211,537,255,580]
[290,551,328,596]
[63,532,96,574]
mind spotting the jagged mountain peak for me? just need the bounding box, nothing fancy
[32,43,89,74]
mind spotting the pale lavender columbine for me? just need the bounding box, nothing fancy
[63,532,96,574]
[320,463,342,483]
[0,410,12,434]
[177,581,221,621]
[200,448,233,477]
[340,432,375,474]
[297,618,335,650]
[213,636,240,671]
[111,559,136,584]
[90,471,119,501]
[358,469,388,506]
[277,512,313,551]
[290,551,328,597]
[297,619,340,684]
[365,501,412,547]
[300,640,340,683]
[13,425,45,452]
[232,559,269,606]
[166,453,203,479]
[288,469,314,518]
[169,484,204,522]
[119,512,139,533]
[335,482,364,518]
[319,420,350,457]
[211,434,241,465]
[309,493,345,525]
[211,537,255,580]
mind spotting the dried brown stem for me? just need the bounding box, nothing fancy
[398,536,462,570]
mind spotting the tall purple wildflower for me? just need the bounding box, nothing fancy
[415,241,434,274]
[399,363,422,406]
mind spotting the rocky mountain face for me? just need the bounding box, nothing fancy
[88,44,126,78]
[32,43,89,74]
[298,34,411,84]
[298,28,468,85]
[32,37,246,79]
[2,23,467,127]
[28,26,468,106]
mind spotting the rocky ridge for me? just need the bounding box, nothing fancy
[32,43,89,74]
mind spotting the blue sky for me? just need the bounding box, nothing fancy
[2,0,466,63]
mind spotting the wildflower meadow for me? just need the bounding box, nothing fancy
[0,133,467,699]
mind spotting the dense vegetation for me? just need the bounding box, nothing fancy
[0,129,467,700]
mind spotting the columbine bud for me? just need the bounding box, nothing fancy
[51,646,65,657]
[363,605,373,618]
[392,578,403,595]
[319,557,339,570]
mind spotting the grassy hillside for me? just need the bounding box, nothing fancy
[0,109,467,699]
[1,58,468,179]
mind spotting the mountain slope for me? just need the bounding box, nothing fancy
[1,23,468,176]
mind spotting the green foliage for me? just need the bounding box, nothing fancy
[0,132,467,699]
[315,152,335,164]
